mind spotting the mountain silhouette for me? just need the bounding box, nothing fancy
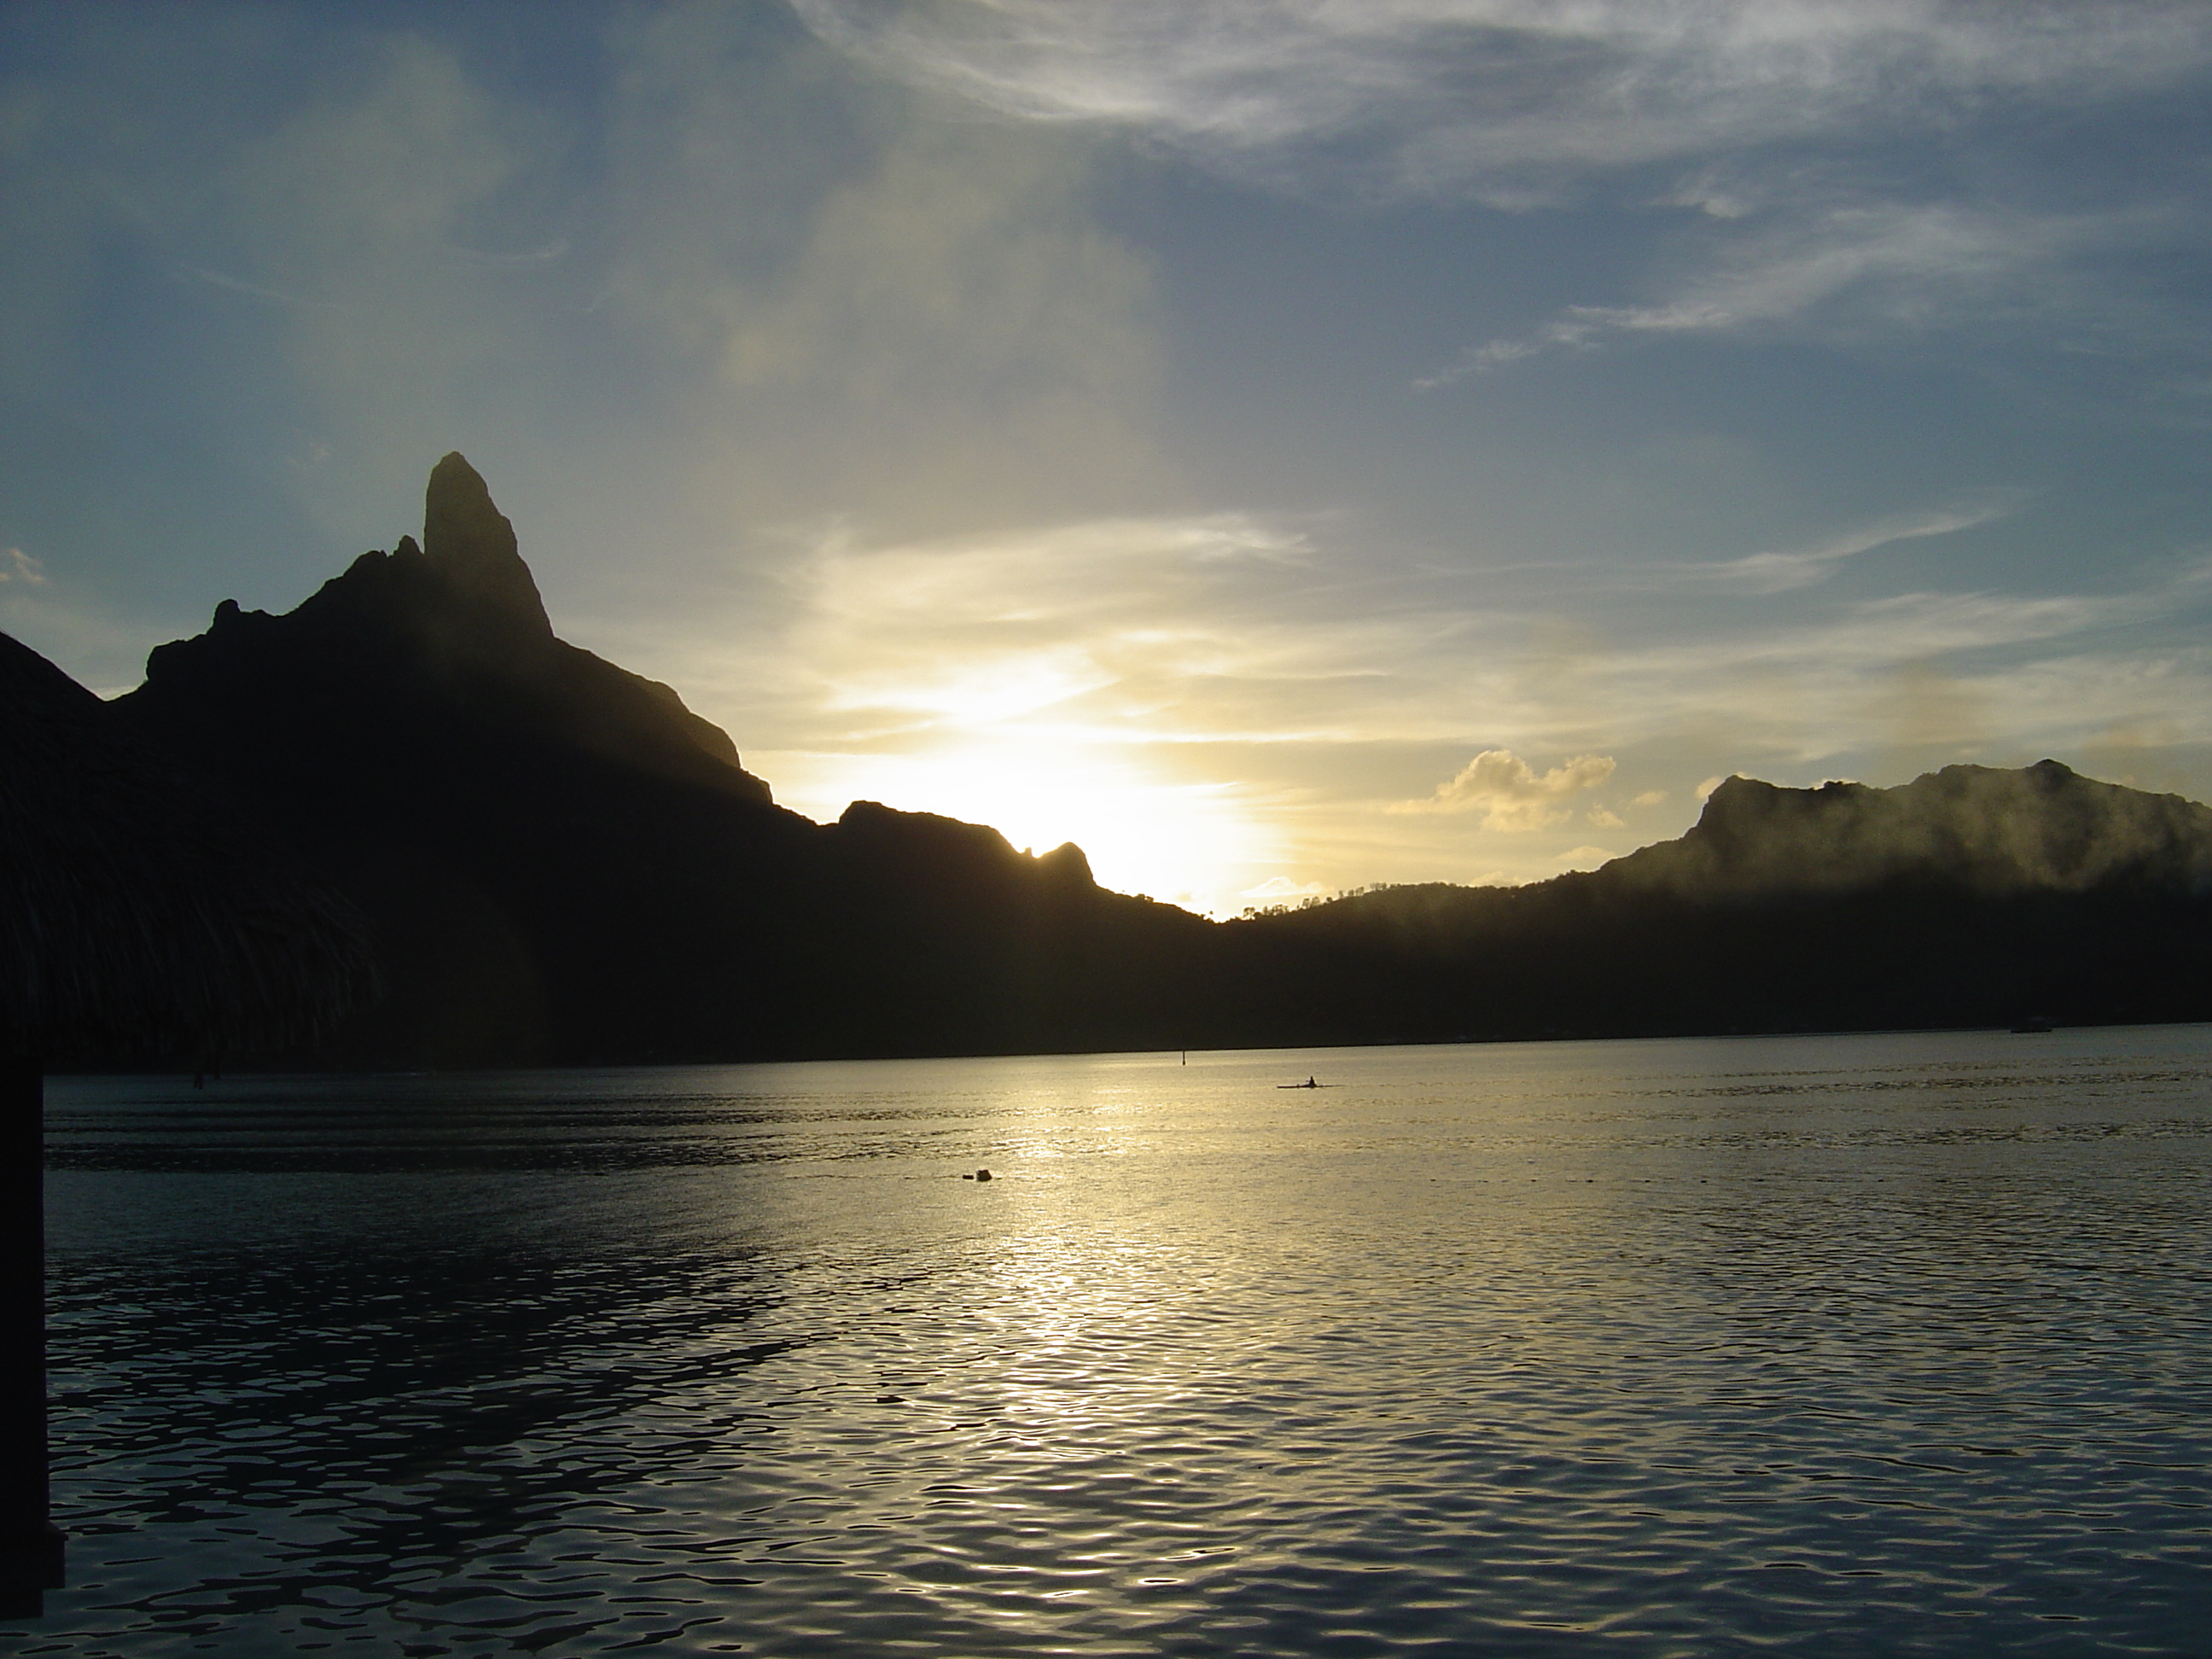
[144,453,769,806]
[1611,765,2212,897]
[67,453,2212,1061]
[113,455,1299,1065]
[1253,765,2212,1039]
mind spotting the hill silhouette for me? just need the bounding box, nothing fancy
[1250,765,2212,1039]
[60,453,2212,1062]
[1614,765,2212,897]
[112,455,1330,1065]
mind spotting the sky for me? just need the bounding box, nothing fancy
[5,1,2211,917]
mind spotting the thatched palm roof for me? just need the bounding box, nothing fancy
[1,630,375,1060]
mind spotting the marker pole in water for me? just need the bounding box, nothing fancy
[0,1054,64,1619]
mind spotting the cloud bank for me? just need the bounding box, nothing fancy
[1394,749,1617,829]
[800,1,2212,370]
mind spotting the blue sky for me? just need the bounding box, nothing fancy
[6,1,2210,913]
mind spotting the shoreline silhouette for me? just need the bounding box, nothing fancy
[12,454,2210,1073]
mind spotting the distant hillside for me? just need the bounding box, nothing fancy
[1248,765,2212,1039]
[1613,765,2212,897]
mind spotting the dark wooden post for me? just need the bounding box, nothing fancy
[0,1054,63,1618]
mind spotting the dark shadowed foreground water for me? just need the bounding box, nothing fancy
[13,1029,2212,1656]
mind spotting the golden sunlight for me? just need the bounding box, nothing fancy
[765,736,1273,916]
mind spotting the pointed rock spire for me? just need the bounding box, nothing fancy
[422,452,550,632]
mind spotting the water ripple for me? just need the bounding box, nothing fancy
[13,1027,2212,1655]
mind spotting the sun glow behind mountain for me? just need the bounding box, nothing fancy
[735,515,1310,913]
[765,734,1272,916]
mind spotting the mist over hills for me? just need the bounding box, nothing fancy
[26,454,2211,1062]
[1266,765,2212,1039]
[1616,766,2212,898]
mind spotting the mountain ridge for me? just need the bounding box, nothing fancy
[45,452,2212,1062]
[1254,762,2212,1039]
[107,456,1272,1065]
[1610,762,2212,898]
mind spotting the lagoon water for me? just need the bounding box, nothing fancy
[14,1028,2212,1656]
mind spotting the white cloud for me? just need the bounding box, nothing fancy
[0,547,46,586]
[1586,806,1626,829]
[1393,748,1616,828]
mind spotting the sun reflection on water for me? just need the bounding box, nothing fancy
[33,1034,2212,1654]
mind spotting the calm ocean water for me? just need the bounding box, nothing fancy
[10,1028,2212,1656]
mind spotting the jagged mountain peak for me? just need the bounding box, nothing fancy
[132,455,769,806]
[419,451,551,633]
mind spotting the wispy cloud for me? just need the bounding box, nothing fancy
[671,506,2212,788]
[795,3,2212,199]
[0,547,47,586]
[173,263,350,312]
[799,4,2212,366]
[1420,204,2168,379]
[1507,557,2212,780]
[1668,495,2026,595]
[751,511,1415,748]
